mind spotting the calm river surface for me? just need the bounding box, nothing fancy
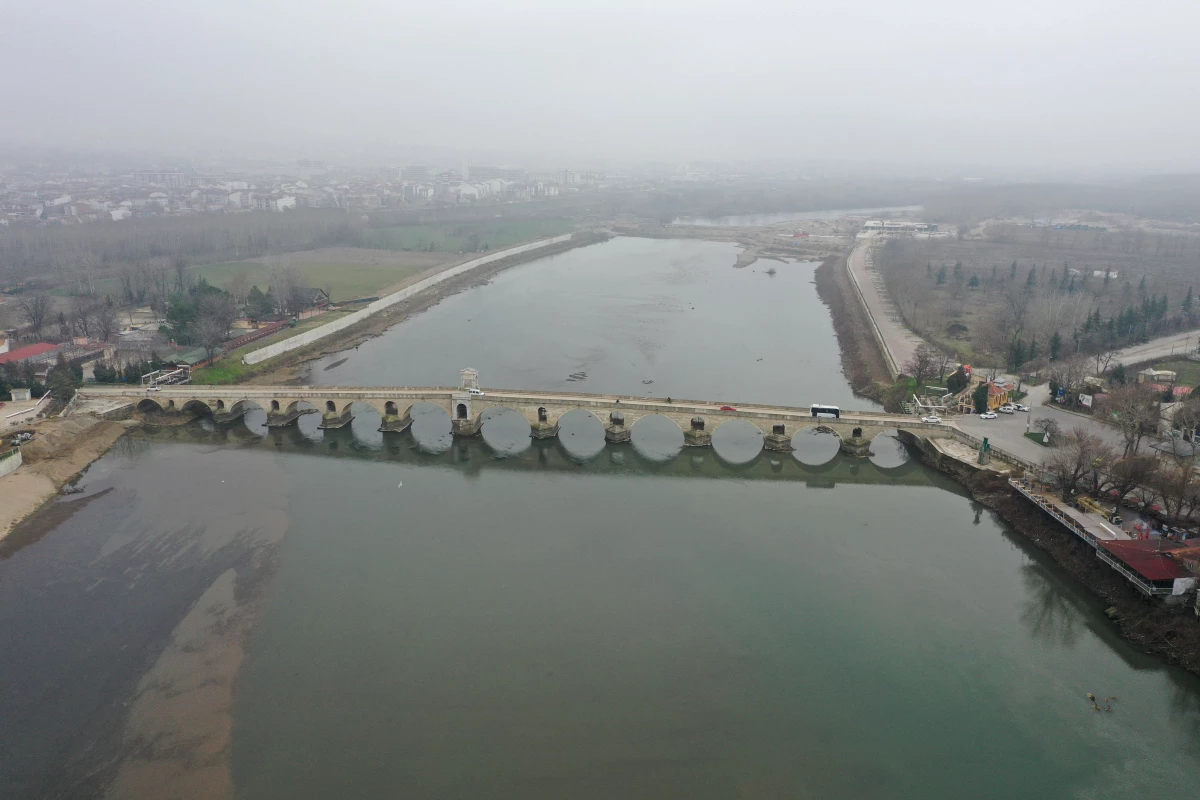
[3,237,1200,799]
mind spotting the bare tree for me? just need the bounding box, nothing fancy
[194,293,237,365]
[1153,462,1199,522]
[1091,347,1119,377]
[1102,385,1162,457]
[16,293,50,338]
[89,302,119,342]
[228,270,250,307]
[70,296,93,338]
[1048,356,1089,405]
[1044,427,1110,499]
[903,343,943,387]
[1103,456,1159,504]
[1034,417,1061,443]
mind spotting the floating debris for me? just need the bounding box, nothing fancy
[565,371,588,382]
[642,380,654,385]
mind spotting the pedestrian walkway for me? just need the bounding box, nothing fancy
[846,237,926,377]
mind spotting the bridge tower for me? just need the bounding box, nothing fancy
[451,368,482,436]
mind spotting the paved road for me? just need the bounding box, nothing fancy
[956,381,1128,464]
[846,237,924,376]
[1112,331,1200,365]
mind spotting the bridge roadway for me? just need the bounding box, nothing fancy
[77,384,959,455]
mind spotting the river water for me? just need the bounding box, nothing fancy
[3,237,1200,799]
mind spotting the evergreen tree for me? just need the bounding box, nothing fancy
[1138,275,1147,298]
[926,262,933,278]
[968,274,980,288]
[1028,336,1038,362]
[991,264,997,282]
[953,261,963,282]
[1049,330,1062,361]
[1010,261,1018,280]
[1025,267,1037,290]
[936,265,947,285]
[1184,286,1195,317]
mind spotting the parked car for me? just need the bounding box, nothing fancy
[998,405,1014,414]
[1013,403,1030,412]
[468,388,485,396]
[921,415,942,424]
[979,411,998,420]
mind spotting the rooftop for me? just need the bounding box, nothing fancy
[0,342,58,365]
[1099,539,1193,582]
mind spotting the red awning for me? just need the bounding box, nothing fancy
[1099,539,1192,581]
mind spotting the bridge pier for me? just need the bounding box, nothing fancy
[452,417,482,437]
[318,411,354,429]
[530,421,559,439]
[683,416,711,447]
[378,413,413,433]
[840,426,872,457]
[604,410,631,444]
[763,423,793,452]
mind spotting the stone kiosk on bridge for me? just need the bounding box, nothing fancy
[78,369,957,459]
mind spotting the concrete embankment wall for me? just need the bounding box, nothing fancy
[843,244,900,380]
[0,448,22,479]
[243,233,574,365]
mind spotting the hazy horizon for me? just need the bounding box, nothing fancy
[4,0,1198,175]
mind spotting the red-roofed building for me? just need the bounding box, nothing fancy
[1097,539,1195,596]
[0,342,59,365]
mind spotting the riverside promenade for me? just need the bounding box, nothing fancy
[845,236,924,378]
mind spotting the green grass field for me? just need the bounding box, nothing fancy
[190,260,430,303]
[191,311,352,384]
[361,219,573,253]
[1153,358,1200,388]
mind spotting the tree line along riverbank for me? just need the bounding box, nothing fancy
[814,249,1200,678]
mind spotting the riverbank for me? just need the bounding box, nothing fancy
[930,458,1200,676]
[812,254,895,407]
[0,415,138,542]
[203,231,610,386]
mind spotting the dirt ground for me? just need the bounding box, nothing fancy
[0,415,138,540]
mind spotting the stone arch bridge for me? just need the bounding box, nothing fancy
[79,384,958,456]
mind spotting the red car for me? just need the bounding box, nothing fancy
[720,405,737,411]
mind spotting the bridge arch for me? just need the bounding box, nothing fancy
[555,409,606,460]
[474,405,533,455]
[180,399,213,418]
[866,427,910,470]
[791,423,842,466]
[710,418,765,464]
[136,398,165,414]
[630,413,684,462]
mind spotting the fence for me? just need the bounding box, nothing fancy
[4,392,52,429]
[0,447,22,479]
[242,233,574,366]
[950,430,1040,473]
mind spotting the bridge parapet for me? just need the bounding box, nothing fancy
[77,385,958,457]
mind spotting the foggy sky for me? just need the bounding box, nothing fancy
[4,0,1198,173]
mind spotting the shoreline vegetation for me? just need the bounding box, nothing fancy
[6,225,1200,681]
[813,244,1200,676]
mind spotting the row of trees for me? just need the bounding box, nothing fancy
[0,352,81,402]
[1044,426,1199,523]
[0,210,362,291]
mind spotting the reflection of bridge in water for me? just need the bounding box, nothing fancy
[81,373,958,460]
[129,416,960,490]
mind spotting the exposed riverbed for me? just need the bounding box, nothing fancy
[3,236,1200,799]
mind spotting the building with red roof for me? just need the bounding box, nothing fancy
[1097,539,1195,596]
[0,342,59,365]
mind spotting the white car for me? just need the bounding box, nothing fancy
[979,411,998,420]
[921,415,942,424]
[467,388,485,396]
[998,405,1015,414]
[1013,403,1030,412]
